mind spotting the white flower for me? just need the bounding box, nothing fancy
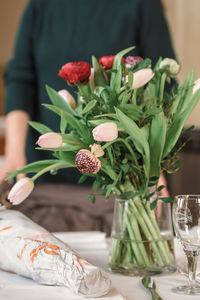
[159,58,180,77]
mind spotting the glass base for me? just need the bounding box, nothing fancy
[108,264,176,277]
[172,285,200,295]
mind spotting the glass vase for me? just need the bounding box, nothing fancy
[108,197,176,276]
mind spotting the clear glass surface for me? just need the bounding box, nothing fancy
[172,195,200,294]
[109,198,176,276]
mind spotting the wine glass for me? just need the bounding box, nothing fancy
[172,194,200,295]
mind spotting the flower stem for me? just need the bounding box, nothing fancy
[32,162,72,181]
[102,138,139,168]
[77,83,91,100]
[134,198,171,265]
[130,199,165,266]
[146,202,171,259]
[159,72,167,104]
[126,209,153,266]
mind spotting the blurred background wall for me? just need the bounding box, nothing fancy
[0,0,27,153]
[0,0,200,194]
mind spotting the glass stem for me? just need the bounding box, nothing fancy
[186,250,199,288]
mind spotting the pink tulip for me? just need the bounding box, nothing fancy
[132,68,154,89]
[92,122,118,142]
[58,89,76,109]
[37,133,63,148]
[193,78,200,95]
[8,177,34,205]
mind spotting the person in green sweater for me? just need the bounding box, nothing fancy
[1,0,175,186]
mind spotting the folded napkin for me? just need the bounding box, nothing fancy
[0,269,125,300]
[0,209,111,298]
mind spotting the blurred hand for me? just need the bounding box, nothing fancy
[0,152,26,183]
[0,110,30,184]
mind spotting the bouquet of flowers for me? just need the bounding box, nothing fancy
[7,46,200,274]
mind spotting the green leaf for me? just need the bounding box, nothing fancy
[60,111,68,133]
[7,159,64,179]
[113,46,135,71]
[128,72,133,89]
[159,197,174,203]
[115,107,150,177]
[86,193,96,203]
[174,71,194,116]
[163,90,200,158]
[120,104,143,120]
[93,87,110,104]
[106,147,114,166]
[93,113,118,119]
[150,199,158,210]
[149,112,166,178]
[157,185,164,192]
[28,121,52,135]
[92,179,101,191]
[105,184,113,197]
[79,100,97,115]
[131,58,152,72]
[78,83,91,98]
[88,119,122,130]
[111,46,135,93]
[110,66,122,94]
[43,104,91,142]
[36,143,81,152]
[100,158,118,181]
[58,151,76,165]
[61,134,86,147]
[149,176,159,184]
[78,174,88,184]
[92,56,107,86]
[46,85,77,116]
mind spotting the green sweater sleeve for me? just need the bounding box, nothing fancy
[4,0,36,118]
[137,0,175,64]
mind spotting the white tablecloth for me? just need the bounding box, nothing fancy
[0,231,199,300]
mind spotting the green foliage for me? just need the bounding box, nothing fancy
[28,121,52,134]
[149,112,166,178]
[86,193,96,203]
[46,85,77,116]
[11,46,200,206]
[7,160,66,179]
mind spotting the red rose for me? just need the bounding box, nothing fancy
[58,61,91,84]
[99,56,125,70]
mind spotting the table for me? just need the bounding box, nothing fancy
[0,231,199,300]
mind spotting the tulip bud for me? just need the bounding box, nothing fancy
[92,122,118,142]
[159,58,180,77]
[90,143,104,157]
[125,56,143,68]
[193,78,200,95]
[99,56,115,70]
[75,149,101,174]
[58,89,76,109]
[89,68,95,89]
[8,177,34,205]
[131,68,154,89]
[37,133,63,148]
[99,56,125,70]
